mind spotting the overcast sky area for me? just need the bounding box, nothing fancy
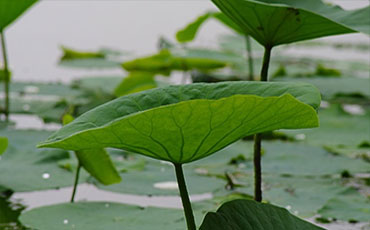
[3,0,370,82]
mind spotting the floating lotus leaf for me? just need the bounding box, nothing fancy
[122,50,227,74]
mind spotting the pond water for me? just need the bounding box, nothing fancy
[1,0,369,229]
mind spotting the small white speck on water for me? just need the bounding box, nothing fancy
[24,85,40,94]
[63,219,69,224]
[295,134,306,141]
[238,163,246,168]
[105,203,110,208]
[285,205,292,210]
[195,168,208,175]
[320,101,330,109]
[159,160,172,166]
[42,173,50,179]
[153,181,178,190]
[342,104,365,115]
[293,210,299,215]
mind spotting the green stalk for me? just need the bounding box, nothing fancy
[253,46,272,202]
[70,161,82,203]
[0,31,9,122]
[245,36,254,81]
[174,163,196,230]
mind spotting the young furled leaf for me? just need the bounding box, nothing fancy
[62,114,121,186]
[0,137,8,155]
[176,12,243,43]
[114,72,157,97]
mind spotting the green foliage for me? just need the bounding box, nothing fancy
[0,69,11,82]
[272,65,287,78]
[0,0,37,31]
[39,94,318,164]
[122,50,227,75]
[200,199,323,230]
[0,136,8,155]
[114,72,157,97]
[0,195,24,229]
[315,64,341,77]
[58,47,125,69]
[211,0,369,47]
[176,12,242,43]
[38,82,320,163]
[60,46,105,61]
[176,12,212,43]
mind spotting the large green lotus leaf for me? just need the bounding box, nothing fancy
[114,72,157,97]
[0,0,37,31]
[176,12,242,43]
[200,199,323,230]
[39,93,318,164]
[257,0,370,34]
[0,129,89,192]
[318,188,370,222]
[211,0,369,47]
[0,137,8,155]
[38,81,320,146]
[122,49,227,74]
[20,202,202,230]
[93,161,226,196]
